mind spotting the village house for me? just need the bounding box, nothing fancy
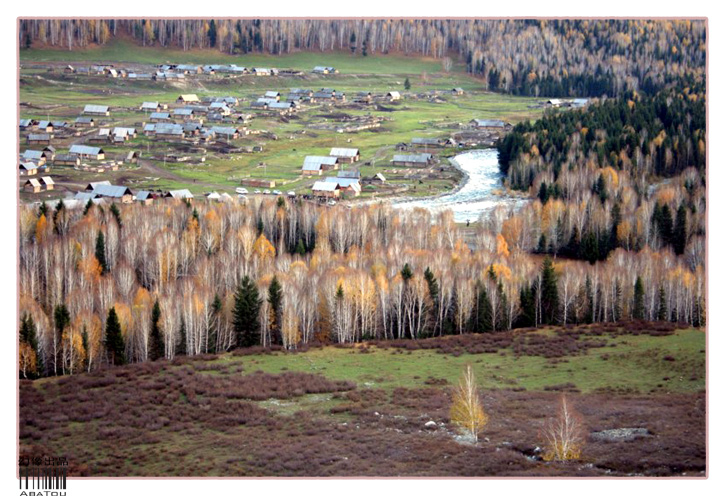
[411,137,444,149]
[141,101,162,112]
[152,123,185,140]
[210,126,241,140]
[177,94,200,104]
[182,122,203,136]
[23,178,42,193]
[209,102,232,116]
[39,176,55,191]
[88,128,111,143]
[83,182,133,203]
[173,108,195,119]
[337,170,361,180]
[470,119,508,129]
[34,121,54,133]
[70,145,105,160]
[250,100,268,110]
[75,117,95,127]
[312,181,340,199]
[125,151,141,164]
[27,134,52,146]
[302,156,339,175]
[64,65,75,74]
[452,87,464,95]
[19,119,38,130]
[150,112,171,122]
[241,178,276,189]
[324,176,361,197]
[127,73,153,80]
[252,68,277,76]
[392,153,434,167]
[330,147,360,164]
[175,65,202,74]
[83,104,110,116]
[363,173,387,185]
[312,66,338,74]
[42,146,56,161]
[134,190,155,205]
[264,91,281,101]
[19,162,39,176]
[21,150,48,165]
[387,91,401,101]
[268,102,294,112]
[53,154,81,167]
[354,92,373,104]
[165,189,195,201]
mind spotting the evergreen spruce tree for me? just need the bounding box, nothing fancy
[38,201,48,218]
[401,263,413,281]
[178,318,187,355]
[149,299,163,361]
[633,276,645,320]
[657,286,668,321]
[404,77,411,90]
[268,275,283,346]
[209,294,222,353]
[208,19,217,47]
[673,203,688,255]
[540,256,559,325]
[105,307,125,366]
[81,325,89,371]
[83,199,93,216]
[295,238,306,256]
[424,267,440,335]
[233,276,262,348]
[95,231,108,274]
[659,204,673,246]
[472,282,493,332]
[110,203,122,228]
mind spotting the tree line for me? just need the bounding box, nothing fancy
[19,19,705,98]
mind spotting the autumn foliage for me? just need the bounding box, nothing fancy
[450,364,488,442]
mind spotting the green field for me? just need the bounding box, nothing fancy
[220,327,705,396]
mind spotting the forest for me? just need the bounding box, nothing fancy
[18,18,706,97]
[18,193,704,379]
[495,83,705,266]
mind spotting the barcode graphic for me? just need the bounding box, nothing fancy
[19,466,67,490]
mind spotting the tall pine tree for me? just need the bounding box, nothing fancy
[540,256,559,325]
[267,276,283,346]
[233,276,262,348]
[105,307,125,366]
[149,299,163,361]
[633,276,645,320]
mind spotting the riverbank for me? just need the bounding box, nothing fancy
[392,148,527,223]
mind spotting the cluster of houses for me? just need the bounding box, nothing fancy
[73,181,194,205]
[61,63,342,81]
[301,147,361,176]
[544,98,589,109]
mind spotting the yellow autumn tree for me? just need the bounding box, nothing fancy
[19,342,37,379]
[542,394,586,461]
[253,233,276,261]
[450,364,488,442]
[496,233,510,257]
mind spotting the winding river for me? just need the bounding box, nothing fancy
[393,148,524,223]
